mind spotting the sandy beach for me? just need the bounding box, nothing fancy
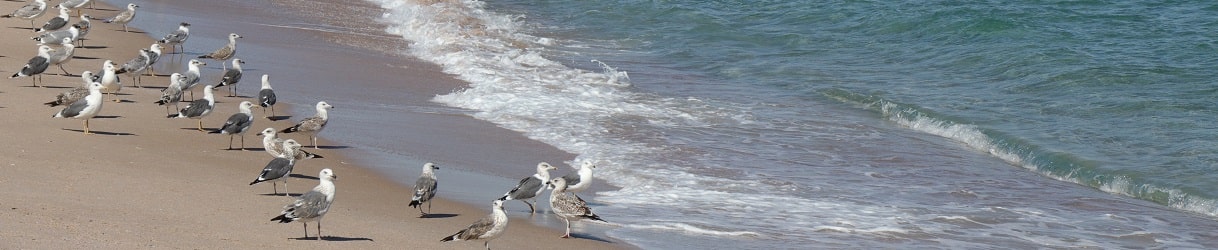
[0,1,626,249]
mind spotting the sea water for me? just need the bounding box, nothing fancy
[358,0,1218,248]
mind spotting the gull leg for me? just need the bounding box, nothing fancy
[240,135,247,151]
[302,222,308,239]
[524,200,536,214]
[312,137,319,149]
[197,120,204,132]
[83,120,91,135]
[316,221,322,240]
[228,135,235,150]
[562,218,572,238]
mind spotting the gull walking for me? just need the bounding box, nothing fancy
[34,4,69,33]
[214,58,244,96]
[441,200,508,250]
[52,82,105,134]
[560,161,597,194]
[548,177,606,238]
[154,73,185,115]
[250,140,302,195]
[280,101,333,149]
[158,22,190,53]
[9,45,55,87]
[167,85,216,131]
[45,71,94,107]
[257,128,323,161]
[409,163,440,216]
[209,101,255,150]
[1,0,47,31]
[102,3,138,32]
[257,74,277,118]
[198,33,241,69]
[46,37,75,75]
[497,162,556,213]
[271,168,337,241]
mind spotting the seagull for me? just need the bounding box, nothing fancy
[198,33,241,69]
[46,37,75,75]
[548,177,606,238]
[250,140,301,195]
[45,71,94,107]
[497,162,556,213]
[257,74,277,119]
[113,48,151,87]
[52,82,105,134]
[158,22,190,53]
[181,59,205,100]
[154,73,185,115]
[441,199,509,250]
[270,168,337,241]
[280,101,334,149]
[210,101,255,150]
[32,24,79,45]
[409,163,440,216]
[34,4,69,33]
[145,43,163,76]
[1,0,48,31]
[60,0,90,17]
[73,14,90,47]
[9,45,55,87]
[257,128,324,161]
[102,3,138,32]
[97,60,121,102]
[168,85,216,131]
[215,58,244,97]
[560,161,597,194]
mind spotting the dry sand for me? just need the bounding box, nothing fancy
[0,1,626,249]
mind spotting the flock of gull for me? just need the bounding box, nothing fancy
[3,1,608,248]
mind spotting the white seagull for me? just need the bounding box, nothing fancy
[497,162,557,213]
[10,45,55,87]
[1,0,48,31]
[210,101,256,150]
[250,140,302,195]
[97,60,121,102]
[181,59,205,100]
[158,22,190,53]
[441,199,508,250]
[215,58,245,97]
[560,161,597,194]
[46,37,75,76]
[167,85,216,131]
[409,163,440,216]
[52,82,105,134]
[280,101,334,149]
[34,4,69,33]
[257,74,277,119]
[271,168,337,241]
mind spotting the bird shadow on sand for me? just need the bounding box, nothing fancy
[78,45,109,49]
[266,115,292,121]
[72,56,101,60]
[115,30,146,34]
[21,85,73,89]
[293,236,374,242]
[62,129,134,136]
[290,173,320,180]
[9,26,34,31]
[310,145,351,150]
[563,233,616,243]
[180,127,215,132]
[259,192,303,197]
[419,213,459,219]
[94,115,122,119]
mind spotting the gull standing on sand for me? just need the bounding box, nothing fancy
[145,43,163,76]
[158,22,190,53]
[168,85,216,131]
[32,24,79,45]
[98,60,122,102]
[52,82,105,134]
[281,101,334,149]
[9,45,55,87]
[257,128,323,161]
[409,163,440,216]
[181,59,205,100]
[102,3,138,32]
[440,199,508,250]
[548,177,606,238]
[215,58,244,97]
[46,37,75,75]
[154,73,185,115]
[497,162,556,213]
[257,74,277,118]
[113,48,151,87]
[73,14,90,46]
[35,4,69,33]
[560,161,597,194]
[199,33,241,69]
[60,0,90,17]
[45,71,94,107]
[250,140,302,195]
[210,101,255,150]
[1,0,47,31]
[271,168,337,241]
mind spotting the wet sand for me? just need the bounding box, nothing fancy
[0,0,625,248]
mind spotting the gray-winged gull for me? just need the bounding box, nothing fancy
[250,139,301,195]
[145,43,163,76]
[102,3,138,32]
[9,45,55,87]
[158,22,189,53]
[46,37,75,75]
[198,33,241,69]
[257,74,277,118]
[215,58,244,96]
[280,101,333,149]
[61,0,89,17]
[154,73,185,115]
[73,14,90,47]
[560,161,597,194]
[97,60,121,102]
[45,71,94,107]
[441,199,508,250]
[497,162,556,213]
[168,85,216,131]
[257,128,323,161]
[35,4,68,33]
[409,162,440,216]
[52,82,105,134]
[1,0,47,31]
[271,168,337,240]
[113,48,151,87]
[548,177,606,238]
[32,24,78,45]
[210,101,255,150]
[181,59,205,100]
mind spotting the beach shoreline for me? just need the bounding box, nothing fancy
[0,0,629,249]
